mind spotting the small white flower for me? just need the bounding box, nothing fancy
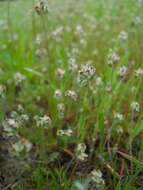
[64,129,73,136]
[12,141,24,154]
[91,169,105,186]
[34,115,52,127]
[68,58,78,72]
[17,104,24,113]
[77,152,88,161]
[21,114,29,122]
[118,66,128,77]
[77,63,96,84]
[54,89,62,99]
[134,68,143,77]
[96,77,103,86]
[57,129,73,136]
[107,49,120,66]
[76,143,88,161]
[13,72,26,85]
[57,129,65,136]
[130,101,140,112]
[75,24,84,36]
[65,90,78,101]
[12,138,32,155]
[114,112,124,121]
[56,68,65,78]
[118,31,128,40]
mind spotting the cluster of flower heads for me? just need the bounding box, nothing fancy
[107,49,120,66]
[13,72,26,86]
[2,105,32,156]
[11,136,32,156]
[54,88,78,118]
[130,101,140,112]
[76,143,88,161]
[34,115,52,128]
[77,62,96,85]
[2,105,29,137]
[90,169,105,188]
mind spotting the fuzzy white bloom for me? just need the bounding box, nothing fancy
[17,104,25,113]
[65,90,78,101]
[3,118,19,129]
[76,143,88,161]
[91,169,105,186]
[57,129,73,136]
[96,77,103,86]
[12,141,24,154]
[34,115,52,127]
[130,101,140,112]
[114,112,124,121]
[13,72,26,85]
[68,58,78,72]
[118,66,128,77]
[134,68,143,77]
[21,114,29,122]
[56,68,65,78]
[107,49,120,66]
[75,24,84,35]
[12,138,32,155]
[77,63,96,84]
[118,31,128,40]
[54,89,62,99]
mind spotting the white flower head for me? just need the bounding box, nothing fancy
[57,129,73,137]
[76,143,88,161]
[34,115,52,127]
[134,68,143,77]
[77,63,96,85]
[56,68,65,78]
[118,66,128,77]
[91,169,105,186]
[107,49,120,66]
[54,89,62,99]
[65,90,78,101]
[118,31,128,40]
[13,72,26,86]
[114,112,124,121]
[130,101,140,112]
[68,57,78,72]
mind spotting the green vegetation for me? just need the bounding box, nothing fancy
[0,0,143,189]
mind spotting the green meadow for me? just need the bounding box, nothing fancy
[0,0,143,189]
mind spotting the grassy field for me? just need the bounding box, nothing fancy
[0,0,143,189]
